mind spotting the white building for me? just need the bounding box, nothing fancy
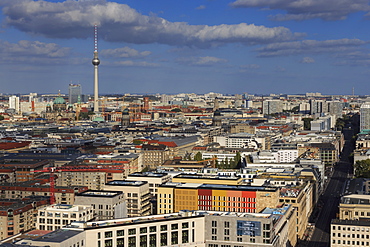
[8,95,20,113]
[360,102,370,131]
[36,204,94,231]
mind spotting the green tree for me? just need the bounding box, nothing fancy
[171,108,182,112]
[232,152,241,168]
[302,118,313,130]
[355,159,370,178]
[194,152,203,161]
[0,115,4,121]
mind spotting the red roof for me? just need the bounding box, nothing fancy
[192,146,207,150]
[0,141,31,150]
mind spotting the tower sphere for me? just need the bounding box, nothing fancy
[92,57,100,66]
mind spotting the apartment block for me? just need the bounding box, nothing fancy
[104,180,151,217]
[36,204,94,231]
[0,197,49,240]
[126,172,171,197]
[16,206,296,247]
[74,190,127,221]
[56,170,124,190]
[171,174,244,185]
[157,183,280,214]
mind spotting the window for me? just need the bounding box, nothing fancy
[149,226,156,232]
[160,233,167,246]
[105,231,113,238]
[182,230,189,243]
[117,230,124,237]
[149,234,156,247]
[224,222,230,228]
[129,229,136,235]
[182,222,189,229]
[171,231,178,245]
[117,238,124,247]
[104,239,112,247]
[140,227,147,234]
[171,224,178,230]
[128,236,136,247]
[161,225,167,231]
[140,235,147,247]
[212,221,217,227]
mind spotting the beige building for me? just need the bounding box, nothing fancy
[126,172,171,197]
[141,143,170,169]
[0,183,88,205]
[0,197,49,240]
[56,170,125,190]
[230,122,256,134]
[16,206,296,247]
[339,195,370,220]
[279,182,315,240]
[74,190,127,220]
[331,219,370,247]
[171,174,244,185]
[104,180,151,217]
[36,204,94,231]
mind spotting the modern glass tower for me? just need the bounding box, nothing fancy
[68,84,81,104]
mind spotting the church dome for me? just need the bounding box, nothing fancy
[54,96,66,104]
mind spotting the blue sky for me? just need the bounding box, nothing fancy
[1,0,370,95]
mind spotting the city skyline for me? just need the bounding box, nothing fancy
[2,0,370,95]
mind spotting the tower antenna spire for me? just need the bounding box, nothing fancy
[92,24,100,113]
[94,24,98,53]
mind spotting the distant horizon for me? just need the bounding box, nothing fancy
[1,91,366,97]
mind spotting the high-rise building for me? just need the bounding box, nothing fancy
[8,95,20,113]
[68,84,82,104]
[263,99,283,115]
[360,102,370,131]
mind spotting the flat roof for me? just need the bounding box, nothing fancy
[106,180,147,186]
[77,190,122,197]
[128,172,168,178]
[174,174,241,181]
[332,219,370,226]
[33,229,83,243]
[160,182,277,191]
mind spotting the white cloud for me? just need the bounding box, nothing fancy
[257,39,368,57]
[230,0,370,21]
[0,39,70,64]
[101,47,151,58]
[113,61,159,67]
[275,66,286,72]
[196,5,206,10]
[176,56,228,66]
[239,64,260,72]
[300,57,315,63]
[2,0,300,48]
[240,64,260,69]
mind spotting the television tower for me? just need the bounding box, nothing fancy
[92,24,100,113]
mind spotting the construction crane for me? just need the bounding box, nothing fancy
[33,166,125,205]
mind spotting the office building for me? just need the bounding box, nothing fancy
[157,183,280,215]
[8,95,20,113]
[74,190,127,220]
[15,206,296,247]
[360,102,370,131]
[36,204,94,231]
[104,180,151,217]
[68,83,82,104]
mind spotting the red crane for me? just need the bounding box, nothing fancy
[33,166,124,205]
